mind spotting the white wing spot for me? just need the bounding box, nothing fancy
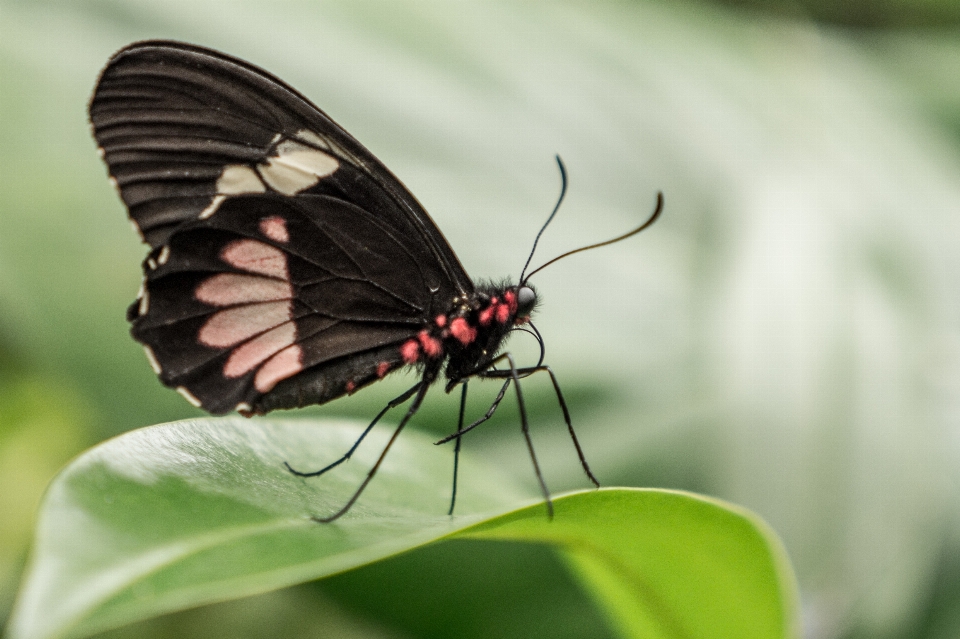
[143,345,162,374]
[146,257,157,271]
[295,129,329,149]
[157,245,171,266]
[139,288,149,316]
[199,133,338,219]
[258,140,338,195]
[199,194,226,220]
[217,165,266,195]
[176,386,202,407]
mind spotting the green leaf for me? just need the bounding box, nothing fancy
[7,418,797,639]
[462,490,799,639]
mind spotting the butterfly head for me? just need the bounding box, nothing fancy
[514,285,537,323]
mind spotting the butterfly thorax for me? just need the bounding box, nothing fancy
[399,284,537,386]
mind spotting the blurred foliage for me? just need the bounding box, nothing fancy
[717,0,960,28]
[3,0,960,637]
[0,332,92,630]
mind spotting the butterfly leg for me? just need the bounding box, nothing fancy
[460,353,553,518]
[448,382,468,516]
[313,381,432,523]
[505,353,553,518]
[435,378,511,444]
[479,363,600,488]
[285,381,423,478]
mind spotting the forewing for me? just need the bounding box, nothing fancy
[90,40,473,295]
[133,194,432,414]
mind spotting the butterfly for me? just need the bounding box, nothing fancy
[89,41,662,521]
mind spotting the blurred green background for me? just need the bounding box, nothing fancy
[2,0,960,637]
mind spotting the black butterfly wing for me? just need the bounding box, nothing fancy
[90,41,475,413]
[133,193,437,414]
[90,40,472,294]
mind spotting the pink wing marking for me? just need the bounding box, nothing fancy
[195,273,293,307]
[259,216,290,243]
[221,239,288,279]
[198,301,292,348]
[223,322,297,378]
[254,344,304,392]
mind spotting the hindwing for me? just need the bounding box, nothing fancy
[133,193,438,413]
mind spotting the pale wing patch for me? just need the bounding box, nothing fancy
[136,279,149,316]
[254,344,303,392]
[200,164,265,219]
[223,322,296,378]
[195,273,293,307]
[220,239,288,279]
[143,345,162,374]
[258,141,339,194]
[259,216,290,243]
[294,129,328,148]
[199,133,339,218]
[139,289,149,315]
[176,386,202,407]
[217,165,266,195]
[198,301,291,348]
[199,195,227,220]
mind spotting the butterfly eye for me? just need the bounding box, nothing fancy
[516,286,537,317]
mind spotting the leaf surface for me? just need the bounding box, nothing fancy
[7,418,797,639]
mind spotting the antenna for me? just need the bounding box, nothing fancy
[522,191,663,283]
[519,156,567,283]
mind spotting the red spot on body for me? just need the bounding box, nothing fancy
[449,317,477,345]
[495,303,510,324]
[346,380,356,393]
[418,330,443,358]
[377,361,391,378]
[259,216,290,243]
[401,339,420,363]
[435,315,447,327]
[479,306,495,326]
[504,290,518,313]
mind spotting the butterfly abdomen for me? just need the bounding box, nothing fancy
[248,288,528,414]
